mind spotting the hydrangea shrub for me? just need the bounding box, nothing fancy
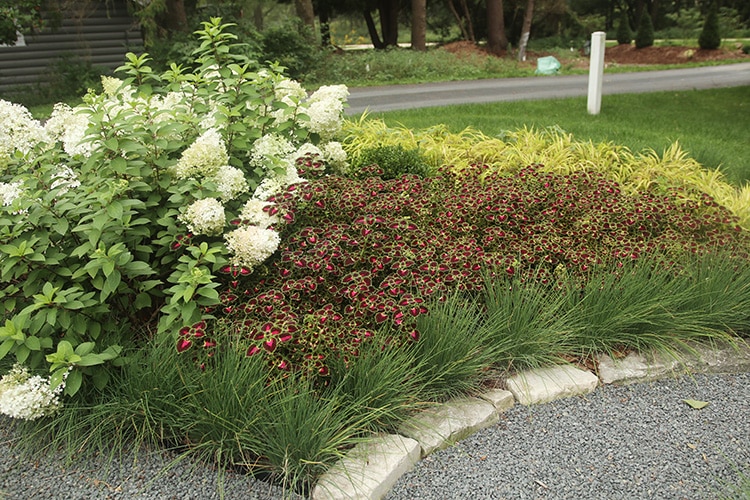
[0,18,349,400]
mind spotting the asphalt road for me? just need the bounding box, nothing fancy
[345,62,750,114]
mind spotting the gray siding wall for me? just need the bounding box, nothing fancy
[0,1,143,95]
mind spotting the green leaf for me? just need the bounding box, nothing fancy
[106,201,124,220]
[49,368,68,390]
[53,218,69,236]
[64,369,83,396]
[76,353,104,367]
[16,344,30,363]
[110,156,127,174]
[24,336,41,351]
[134,293,152,309]
[683,399,709,410]
[92,369,109,390]
[75,342,96,356]
[0,339,15,360]
[105,137,119,151]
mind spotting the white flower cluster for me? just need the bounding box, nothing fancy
[0,100,49,162]
[253,163,305,202]
[174,129,229,179]
[249,134,295,170]
[274,78,307,104]
[0,181,22,207]
[101,75,130,99]
[322,141,349,174]
[0,364,65,421]
[44,103,93,157]
[304,85,349,140]
[179,197,226,236]
[50,164,81,194]
[211,165,248,201]
[240,199,279,228]
[224,225,280,271]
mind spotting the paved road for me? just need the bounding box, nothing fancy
[346,62,750,114]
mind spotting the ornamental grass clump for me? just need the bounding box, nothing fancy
[0,18,350,398]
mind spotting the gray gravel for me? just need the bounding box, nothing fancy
[1,372,748,499]
[387,372,750,500]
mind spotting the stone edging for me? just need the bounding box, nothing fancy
[311,341,750,500]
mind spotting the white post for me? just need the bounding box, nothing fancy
[587,31,606,115]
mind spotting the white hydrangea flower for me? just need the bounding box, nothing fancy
[274,78,306,104]
[210,165,248,201]
[101,76,125,97]
[240,199,279,228]
[224,225,280,270]
[249,134,295,170]
[305,102,344,139]
[253,162,305,201]
[44,103,93,157]
[179,197,226,236]
[0,364,65,421]
[301,85,348,139]
[322,141,349,173]
[293,143,322,160]
[0,181,23,206]
[174,129,229,179]
[50,165,81,194]
[307,84,349,104]
[0,99,49,160]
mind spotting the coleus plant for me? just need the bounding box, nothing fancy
[179,161,750,379]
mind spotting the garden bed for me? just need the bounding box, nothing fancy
[1,19,749,498]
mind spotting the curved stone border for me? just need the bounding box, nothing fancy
[311,340,750,500]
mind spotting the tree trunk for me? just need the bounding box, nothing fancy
[319,4,331,47]
[364,10,386,48]
[459,0,475,42]
[486,0,508,54]
[294,0,316,32]
[253,4,264,31]
[379,0,399,46]
[517,0,534,61]
[411,0,427,50]
[164,0,188,33]
[447,0,470,41]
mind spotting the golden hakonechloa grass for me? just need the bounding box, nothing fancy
[342,119,750,229]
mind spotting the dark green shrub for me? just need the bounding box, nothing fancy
[698,2,721,50]
[354,145,430,179]
[12,55,108,107]
[743,44,750,54]
[147,22,263,72]
[635,10,655,48]
[261,20,321,80]
[616,10,633,45]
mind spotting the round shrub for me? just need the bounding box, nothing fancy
[353,145,430,180]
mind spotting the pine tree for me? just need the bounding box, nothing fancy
[698,1,721,50]
[635,10,654,49]
[616,10,632,45]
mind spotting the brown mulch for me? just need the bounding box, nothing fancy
[440,40,749,66]
[604,43,749,64]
